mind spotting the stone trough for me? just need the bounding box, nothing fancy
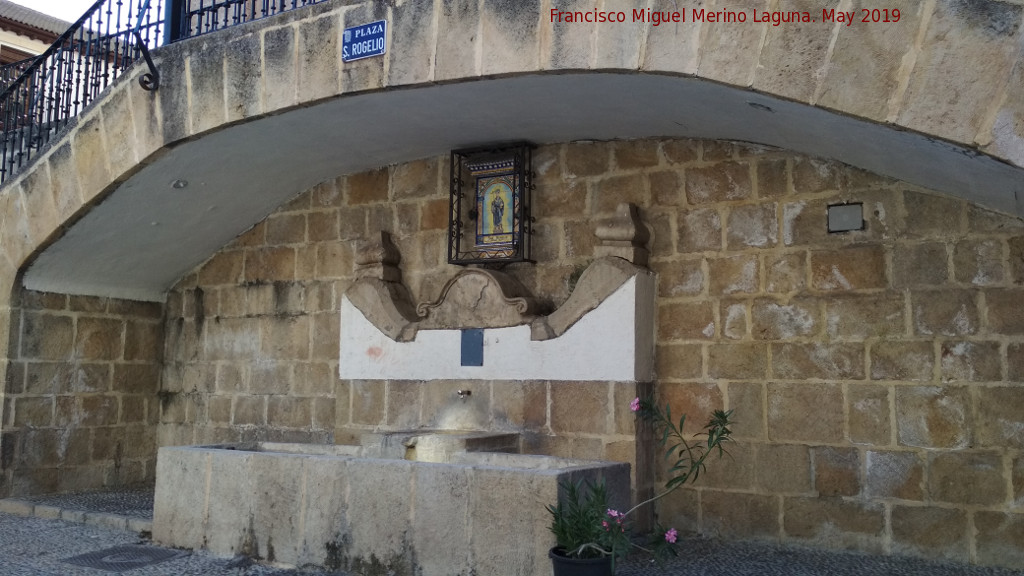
[152,436,630,576]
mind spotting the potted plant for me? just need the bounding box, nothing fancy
[546,397,733,575]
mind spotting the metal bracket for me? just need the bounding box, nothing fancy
[133,31,159,91]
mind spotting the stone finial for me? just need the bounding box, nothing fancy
[594,203,649,266]
[354,231,402,282]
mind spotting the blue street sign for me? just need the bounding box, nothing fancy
[342,20,387,62]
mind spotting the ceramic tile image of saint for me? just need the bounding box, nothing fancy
[476,175,515,247]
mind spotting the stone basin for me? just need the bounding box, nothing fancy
[215,429,520,462]
[152,439,630,576]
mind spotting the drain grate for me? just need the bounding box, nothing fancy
[63,544,185,573]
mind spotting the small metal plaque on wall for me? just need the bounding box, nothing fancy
[448,142,534,265]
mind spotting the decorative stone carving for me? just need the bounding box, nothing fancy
[531,257,652,340]
[354,230,403,282]
[416,269,540,330]
[345,232,418,341]
[594,202,650,266]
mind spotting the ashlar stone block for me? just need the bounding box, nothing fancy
[898,0,1023,144]
[225,34,262,121]
[469,467,556,576]
[756,443,811,493]
[262,26,296,110]
[865,450,924,500]
[550,381,610,435]
[727,382,765,440]
[412,464,472,575]
[896,386,971,449]
[870,340,933,382]
[940,340,1001,382]
[772,343,864,381]
[658,301,714,341]
[767,382,844,443]
[481,0,540,75]
[817,0,925,121]
[71,115,112,203]
[986,289,1024,335]
[893,242,949,288]
[727,203,778,249]
[700,490,778,539]
[911,289,978,336]
[891,505,968,562]
[661,382,723,435]
[677,208,722,253]
[708,343,768,380]
[812,446,860,497]
[708,254,759,295]
[765,251,806,294]
[825,294,905,340]
[953,239,1003,286]
[753,0,838,102]
[929,451,1006,506]
[298,15,340,100]
[694,0,769,84]
[783,497,884,550]
[751,298,817,340]
[386,1,434,86]
[975,387,1024,449]
[975,512,1024,570]
[546,0,596,70]
[188,42,226,135]
[656,259,704,297]
[686,163,752,204]
[643,0,705,74]
[152,448,210,550]
[810,246,886,291]
[847,384,891,446]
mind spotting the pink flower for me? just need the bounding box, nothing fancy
[602,520,609,531]
[630,397,641,412]
[606,509,621,518]
[665,528,678,544]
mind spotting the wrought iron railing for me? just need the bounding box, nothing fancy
[0,57,37,92]
[0,0,330,184]
[0,0,165,182]
[174,0,328,40]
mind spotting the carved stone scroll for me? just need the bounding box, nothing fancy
[416,269,540,330]
[344,231,418,341]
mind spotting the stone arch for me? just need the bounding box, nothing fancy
[1,0,1024,563]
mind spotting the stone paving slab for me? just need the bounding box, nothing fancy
[4,509,1024,576]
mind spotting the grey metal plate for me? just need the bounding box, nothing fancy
[63,545,185,573]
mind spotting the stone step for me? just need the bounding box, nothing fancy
[0,497,152,535]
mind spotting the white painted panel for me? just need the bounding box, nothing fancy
[339,276,653,381]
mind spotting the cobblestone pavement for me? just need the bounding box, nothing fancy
[4,508,1024,575]
[18,489,154,520]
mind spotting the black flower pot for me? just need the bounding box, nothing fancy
[548,547,614,576]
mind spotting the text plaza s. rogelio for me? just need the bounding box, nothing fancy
[342,19,387,62]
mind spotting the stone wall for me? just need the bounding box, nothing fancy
[161,138,1024,568]
[1,290,162,497]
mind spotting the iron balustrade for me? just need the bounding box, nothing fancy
[0,0,331,184]
[0,57,36,93]
[174,0,329,40]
